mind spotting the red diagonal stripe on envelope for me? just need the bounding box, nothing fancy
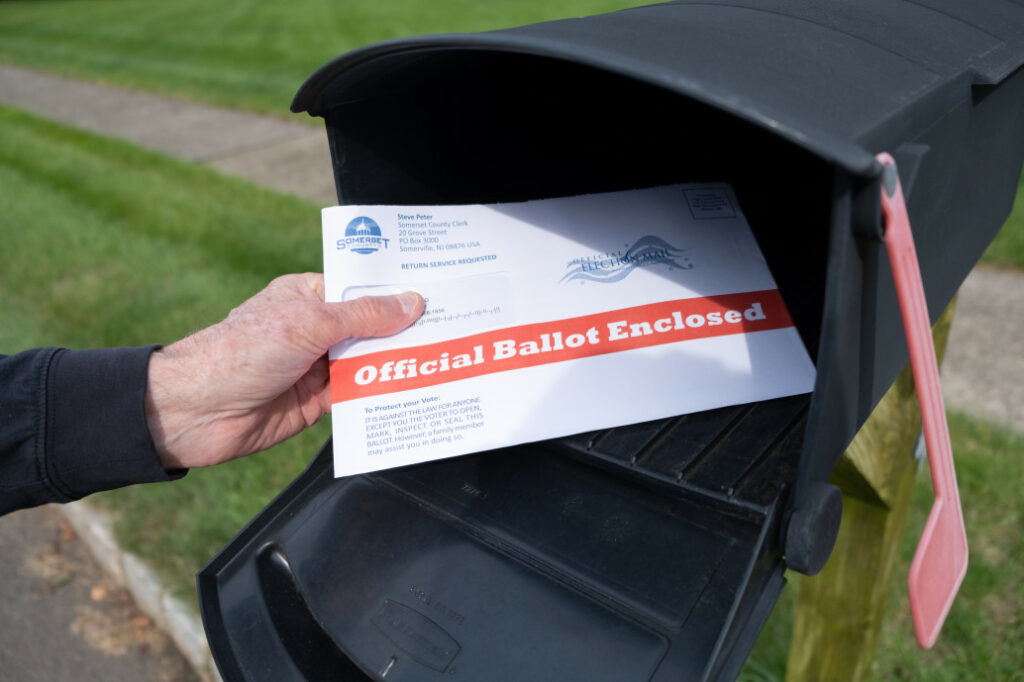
[330,289,795,403]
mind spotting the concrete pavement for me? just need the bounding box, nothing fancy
[0,505,198,682]
[943,266,1024,434]
[0,63,336,206]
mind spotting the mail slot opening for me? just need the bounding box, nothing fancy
[320,50,832,356]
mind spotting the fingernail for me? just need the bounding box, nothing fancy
[396,291,421,314]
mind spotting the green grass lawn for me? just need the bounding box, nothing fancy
[0,0,635,116]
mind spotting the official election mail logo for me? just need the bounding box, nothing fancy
[338,217,390,254]
[561,235,692,284]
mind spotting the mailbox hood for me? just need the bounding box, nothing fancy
[293,0,1024,178]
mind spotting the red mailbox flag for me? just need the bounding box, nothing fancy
[877,152,969,649]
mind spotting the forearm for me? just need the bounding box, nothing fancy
[0,346,183,516]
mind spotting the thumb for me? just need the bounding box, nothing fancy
[308,292,424,351]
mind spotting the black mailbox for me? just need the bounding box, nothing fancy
[199,2,1024,680]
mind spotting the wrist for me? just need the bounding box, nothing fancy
[145,346,195,470]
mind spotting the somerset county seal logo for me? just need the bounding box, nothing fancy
[561,235,693,284]
[338,217,390,254]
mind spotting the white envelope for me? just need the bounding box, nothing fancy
[322,184,815,477]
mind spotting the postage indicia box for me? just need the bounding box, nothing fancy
[322,184,816,478]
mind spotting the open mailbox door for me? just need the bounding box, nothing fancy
[199,2,1024,680]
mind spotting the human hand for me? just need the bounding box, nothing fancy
[145,273,423,469]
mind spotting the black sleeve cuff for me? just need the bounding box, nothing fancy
[45,346,186,501]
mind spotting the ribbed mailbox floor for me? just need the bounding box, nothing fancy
[559,394,811,517]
